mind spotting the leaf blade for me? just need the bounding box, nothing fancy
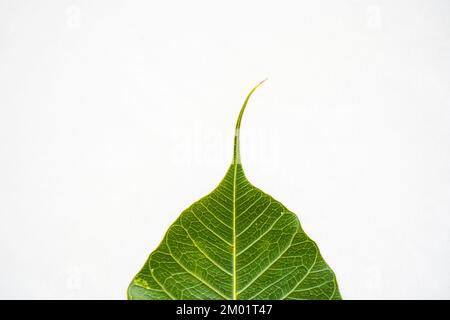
[128,82,341,300]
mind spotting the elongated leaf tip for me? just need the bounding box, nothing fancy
[232,79,267,165]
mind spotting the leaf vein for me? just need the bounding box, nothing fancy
[237,212,285,256]
[189,209,233,246]
[237,231,297,294]
[165,236,229,299]
[180,224,233,276]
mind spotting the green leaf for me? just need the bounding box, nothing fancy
[128,80,341,300]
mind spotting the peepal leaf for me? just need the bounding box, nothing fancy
[128,81,341,300]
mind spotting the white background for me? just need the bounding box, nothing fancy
[0,0,449,299]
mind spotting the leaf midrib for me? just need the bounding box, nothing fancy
[232,163,238,300]
[231,79,267,300]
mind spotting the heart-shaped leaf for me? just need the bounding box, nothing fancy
[128,81,341,300]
